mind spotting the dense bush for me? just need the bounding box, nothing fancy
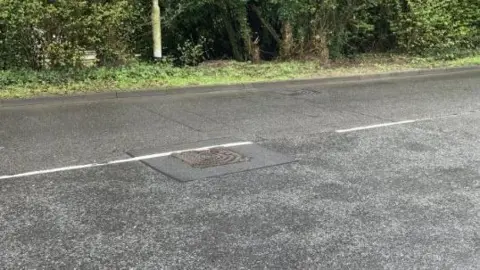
[394,0,480,58]
[0,0,479,70]
[0,0,135,69]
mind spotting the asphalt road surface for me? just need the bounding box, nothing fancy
[1,70,480,269]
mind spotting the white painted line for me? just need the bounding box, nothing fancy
[0,141,254,180]
[336,120,417,133]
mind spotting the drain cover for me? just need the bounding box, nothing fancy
[284,88,319,96]
[127,138,295,182]
[172,147,249,168]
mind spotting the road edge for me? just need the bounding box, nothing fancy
[1,65,479,107]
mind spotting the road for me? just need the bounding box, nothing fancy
[1,70,480,269]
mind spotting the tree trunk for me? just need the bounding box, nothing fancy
[250,5,281,44]
[233,3,259,61]
[237,11,252,61]
[280,21,293,59]
[251,36,260,63]
[152,0,162,59]
[221,10,243,61]
[314,31,329,65]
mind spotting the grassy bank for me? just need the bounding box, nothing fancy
[1,54,480,99]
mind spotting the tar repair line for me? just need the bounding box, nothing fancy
[0,141,254,180]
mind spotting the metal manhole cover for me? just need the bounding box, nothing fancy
[128,138,296,182]
[172,147,249,168]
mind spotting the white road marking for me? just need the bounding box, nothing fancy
[0,141,254,180]
[335,120,417,133]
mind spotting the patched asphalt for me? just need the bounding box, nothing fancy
[1,71,480,268]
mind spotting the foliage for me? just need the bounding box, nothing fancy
[176,37,208,66]
[394,0,480,58]
[0,0,135,69]
[2,54,480,99]
[0,0,479,70]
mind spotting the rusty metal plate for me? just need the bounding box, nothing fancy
[172,147,249,168]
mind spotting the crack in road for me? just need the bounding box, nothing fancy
[134,105,203,132]
[271,90,393,122]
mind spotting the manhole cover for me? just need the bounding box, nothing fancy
[127,138,296,182]
[172,147,249,168]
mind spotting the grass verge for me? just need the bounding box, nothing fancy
[1,54,480,99]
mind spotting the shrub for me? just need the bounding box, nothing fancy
[0,0,136,69]
[176,37,207,66]
[394,0,480,58]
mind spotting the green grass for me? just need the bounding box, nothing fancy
[1,54,480,99]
